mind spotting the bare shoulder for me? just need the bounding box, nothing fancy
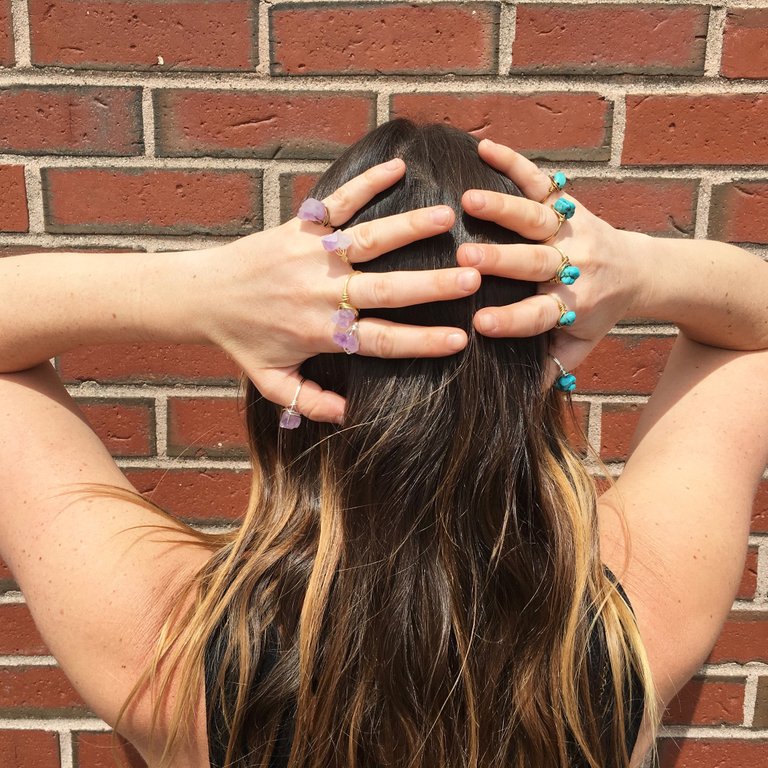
[598,334,768,714]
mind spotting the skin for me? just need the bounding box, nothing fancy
[0,144,767,767]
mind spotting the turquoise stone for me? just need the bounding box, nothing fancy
[553,171,567,189]
[560,265,580,285]
[554,198,576,219]
[555,373,577,393]
[558,310,577,327]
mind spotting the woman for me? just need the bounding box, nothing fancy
[0,119,766,768]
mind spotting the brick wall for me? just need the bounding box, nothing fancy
[1,1,767,766]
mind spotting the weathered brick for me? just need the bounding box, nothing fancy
[124,468,251,523]
[0,0,13,67]
[600,403,644,462]
[754,481,768,534]
[0,604,49,655]
[29,0,255,71]
[0,87,142,156]
[280,173,322,224]
[722,10,768,80]
[271,2,498,76]
[624,95,768,166]
[709,182,768,245]
[738,547,759,601]
[0,165,29,233]
[75,399,155,457]
[754,675,768,728]
[568,178,697,237]
[392,93,612,162]
[657,737,768,767]
[58,343,241,386]
[42,168,262,236]
[707,611,768,664]
[155,90,375,159]
[573,335,674,395]
[662,676,746,726]
[74,731,145,768]
[0,730,59,768]
[563,401,589,456]
[0,556,14,591]
[166,397,247,459]
[0,666,88,716]
[512,4,708,75]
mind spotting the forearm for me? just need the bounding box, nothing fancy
[624,232,768,350]
[0,249,209,373]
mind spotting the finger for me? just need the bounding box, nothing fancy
[256,369,347,425]
[456,243,566,282]
[473,293,573,338]
[337,266,480,309]
[320,158,406,226]
[477,139,557,203]
[461,189,566,242]
[341,205,455,264]
[324,318,468,358]
[544,337,593,394]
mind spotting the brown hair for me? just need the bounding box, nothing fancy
[72,119,658,768]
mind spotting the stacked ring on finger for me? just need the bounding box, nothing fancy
[298,197,332,228]
[539,198,577,244]
[549,245,580,285]
[538,171,567,204]
[321,229,353,264]
[279,377,305,430]
[332,271,362,354]
[549,294,577,327]
[550,355,576,393]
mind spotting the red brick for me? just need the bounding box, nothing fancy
[738,547,759,601]
[392,93,612,162]
[58,343,240,385]
[754,481,768,534]
[28,0,255,71]
[124,468,251,523]
[563,401,589,456]
[662,676,745,726]
[155,90,375,159]
[42,168,262,236]
[0,605,49,655]
[754,675,768,728]
[75,399,154,457]
[722,10,768,80]
[0,87,142,156]
[167,397,247,459]
[0,0,13,67]
[512,4,708,76]
[707,611,768,664]
[280,173,322,224]
[574,335,674,395]
[709,182,768,245]
[0,666,88,715]
[624,95,768,166]
[271,2,498,76]
[168,397,248,458]
[657,737,768,767]
[0,730,59,768]
[0,166,28,233]
[568,178,697,237]
[74,731,146,768]
[600,403,644,462]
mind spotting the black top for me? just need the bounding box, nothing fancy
[205,566,644,768]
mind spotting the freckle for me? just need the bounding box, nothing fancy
[112,312,116,319]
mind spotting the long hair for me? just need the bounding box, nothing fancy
[72,119,658,768]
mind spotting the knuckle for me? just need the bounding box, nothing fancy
[533,203,550,230]
[534,302,552,335]
[534,246,550,276]
[371,275,394,306]
[354,221,378,253]
[373,326,395,359]
[328,186,352,214]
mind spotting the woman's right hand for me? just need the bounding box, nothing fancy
[457,138,647,388]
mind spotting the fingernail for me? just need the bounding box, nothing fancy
[447,332,466,351]
[463,245,483,266]
[482,138,496,147]
[384,158,403,170]
[431,207,451,225]
[458,269,478,291]
[469,191,485,209]
[477,313,497,333]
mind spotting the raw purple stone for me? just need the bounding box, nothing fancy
[279,409,301,429]
[332,329,350,347]
[342,334,360,354]
[332,308,356,328]
[321,230,352,252]
[297,198,327,223]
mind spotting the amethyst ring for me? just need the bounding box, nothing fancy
[332,271,362,355]
[279,377,305,430]
[321,229,353,264]
[297,197,331,228]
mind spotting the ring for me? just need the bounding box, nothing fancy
[538,172,567,204]
[549,354,576,393]
[279,377,305,430]
[549,294,576,327]
[321,229,353,262]
[548,246,580,285]
[297,197,331,227]
[538,198,577,244]
[332,271,362,354]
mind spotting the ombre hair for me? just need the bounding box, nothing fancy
[80,119,659,768]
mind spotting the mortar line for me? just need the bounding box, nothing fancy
[694,179,713,239]
[142,87,156,158]
[155,393,169,457]
[744,673,759,727]
[262,163,283,229]
[497,1,515,77]
[704,5,728,78]
[23,161,45,234]
[10,0,31,68]
[256,0,272,76]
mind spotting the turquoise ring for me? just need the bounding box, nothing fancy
[549,245,581,285]
[550,354,576,393]
[539,171,567,203]
[550,294,576,327]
